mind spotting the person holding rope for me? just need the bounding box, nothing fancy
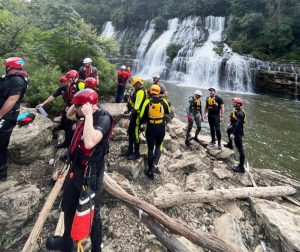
[46,88,113,252]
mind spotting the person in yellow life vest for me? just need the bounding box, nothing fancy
[125,76,147,160]
[203,87,225,149]
[185,90,203,147]
[224,97,246,173]
[140,85,170,180]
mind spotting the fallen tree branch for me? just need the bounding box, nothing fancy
[104,173,238,252]
[22,164,69,252]
[153,186,296,208]
[106,174,193,252]
[246,163,300,207]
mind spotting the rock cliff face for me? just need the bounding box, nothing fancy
[254,66,300,99]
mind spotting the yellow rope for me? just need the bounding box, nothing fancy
[76,240,84,252]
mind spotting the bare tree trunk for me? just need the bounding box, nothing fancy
[103,173,239,252]
[153,186,296,208]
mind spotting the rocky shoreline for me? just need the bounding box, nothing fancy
[1,104,299,252]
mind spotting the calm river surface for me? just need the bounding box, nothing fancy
[164,82,300,179]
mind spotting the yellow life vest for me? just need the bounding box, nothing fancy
[207,97,219,108]
[230,109,247,124]
[148,101,164,124]
[191,98,201,110]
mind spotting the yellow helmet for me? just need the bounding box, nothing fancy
[130,76,144,86]
[150,84,161,95]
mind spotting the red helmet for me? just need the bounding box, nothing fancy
[59,75,68,85]
[232,97,244,105]
[84,77,97,88]
[65,70,79,79]
[72,89,98,105]
[4,57,25,69]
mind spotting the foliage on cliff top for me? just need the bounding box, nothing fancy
[68,0,300,62]
[0,0,119,114]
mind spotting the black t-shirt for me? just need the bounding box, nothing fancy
[206,95,224,115]
[52,85,67,98]
[0,75,28,120]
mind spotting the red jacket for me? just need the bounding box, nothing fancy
[117,70,132,85]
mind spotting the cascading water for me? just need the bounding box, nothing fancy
[101,21,115,38]
[134,21,155,73]
[184,16,225,88]
[139,18,179,79]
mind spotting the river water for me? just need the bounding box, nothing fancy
[164,82,300,179]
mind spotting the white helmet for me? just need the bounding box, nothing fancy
[121,65,126,70]
[194,90,202,96]
[153,74,160,79]
[83,57,92,64]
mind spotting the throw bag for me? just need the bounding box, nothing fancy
[71,186,96,241]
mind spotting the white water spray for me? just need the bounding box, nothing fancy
[101,21,115,38]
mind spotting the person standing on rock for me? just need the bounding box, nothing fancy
[125,76,147,160]
[152,74,168,98]
[224,97,246,173]
[46,89,113,252]
[115,65,132,103]
[78,57,99,85]
[203,88,225,150]
[185,90,203,147]
[0,57,28,181]
[140,85,170,179]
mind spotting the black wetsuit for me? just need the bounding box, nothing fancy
[61,109,112,252]
[227,108,246,168]
[206,95,224,144]
[0,73,28,180]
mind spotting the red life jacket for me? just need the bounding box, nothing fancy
[117,70,132,85]
[66,83,78,105]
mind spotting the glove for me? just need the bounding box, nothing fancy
[187,115,192,122]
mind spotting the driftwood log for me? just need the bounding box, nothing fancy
[103,173,239,252]
[153,186,297,208]
[106,174,193,252]
[22,164,69,252]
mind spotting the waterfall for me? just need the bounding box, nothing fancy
[134,21,156,73]
[101,21,115,38]
[184,16,225,88]
[139,18,179,79]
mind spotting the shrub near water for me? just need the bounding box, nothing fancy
[25,65,64,115]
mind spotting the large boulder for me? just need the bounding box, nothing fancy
[250,198,300,252]
[8,108,55,164]
[168,153,209,172]
[185,173,213,191]
[0,180,41,246]
[107,156,144,180]
[101,103,129,123]
[167,118,186,139]
[214,213,249,252]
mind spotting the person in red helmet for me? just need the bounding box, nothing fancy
[36,75,72,146]
[0,57,28,181]
[115,65,132,103]
[46,89,113,252]
[84,77,97,90]
[224,97,246,173]
[78,58,99,85]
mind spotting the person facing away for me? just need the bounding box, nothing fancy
[152,74,168,98]
[0,57,28,182]
[78,57,99,85]
[125,76,147,160]
[46,88,113,252]
[185,89,203,147]
[203,87,225,150]
[224,97,247,173]
[140,84,170,180]
[115,65,132,103]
